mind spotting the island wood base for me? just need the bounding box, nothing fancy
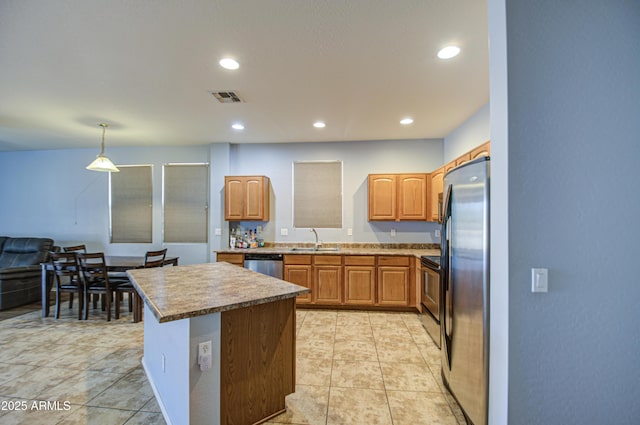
[221,297,295,424]
[142,297,296,425]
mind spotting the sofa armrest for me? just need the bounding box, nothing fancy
[0,265,43,280]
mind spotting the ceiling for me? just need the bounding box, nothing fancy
[0,0,488,152]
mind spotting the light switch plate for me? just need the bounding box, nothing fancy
[280,228,288,236]
[214,228,222,236]
[531,268,548,293]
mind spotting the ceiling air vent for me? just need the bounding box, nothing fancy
[210,91,243,103]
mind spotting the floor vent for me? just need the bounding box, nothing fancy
[210,91,243,103]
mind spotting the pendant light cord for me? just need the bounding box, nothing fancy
[99,123,108,156]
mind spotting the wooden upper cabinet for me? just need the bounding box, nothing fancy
[224,176,270,221]
[470,141,491,159]
[455,153,471,167]
[444,161,456,174]
[429,167,444,222]
[368,174,397,220]
[398,174,428,221]
[368,174,428,221]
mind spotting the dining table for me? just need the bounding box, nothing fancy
[41,255,179,320]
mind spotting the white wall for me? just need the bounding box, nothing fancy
[443,102,490,163]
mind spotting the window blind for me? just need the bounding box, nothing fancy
[163,164,208,243]
[293,161,342,228]
[110,165,153,243]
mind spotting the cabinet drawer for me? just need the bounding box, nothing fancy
[344,255,376,266]
[314,255,342,265]
[377,256,410,267]
[284,254,312,265]
[217,253,244,266]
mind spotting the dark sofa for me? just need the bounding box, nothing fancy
[0,237,54,310]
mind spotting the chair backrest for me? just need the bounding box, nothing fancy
[50,251,81,285]
[77,252,110,285]
[144,249,167,268]
[63,244,87,254]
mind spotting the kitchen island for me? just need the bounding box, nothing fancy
[127,262,310,425]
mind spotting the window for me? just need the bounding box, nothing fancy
[163,163,209,243]
[293,160,343,228]
[110,165,153,243]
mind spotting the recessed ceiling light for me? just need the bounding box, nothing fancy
[400,118,414,125]
[231,123,244,130]
[313,121,326,128]
[219,58,239,70]
[437,46,461,59]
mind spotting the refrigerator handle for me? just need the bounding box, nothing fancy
[441,184,453,369]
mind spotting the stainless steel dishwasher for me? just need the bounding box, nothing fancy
[243,253,284,279]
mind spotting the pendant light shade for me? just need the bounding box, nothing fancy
[86,123,119,172]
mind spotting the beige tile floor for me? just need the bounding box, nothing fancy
[0,302,465,425]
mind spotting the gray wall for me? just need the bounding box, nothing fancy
[1,138,477,263]
[505,1,640,423]
[444,102,490,163]
[228,138,444,245]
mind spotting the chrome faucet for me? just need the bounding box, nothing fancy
[311,228,320,249]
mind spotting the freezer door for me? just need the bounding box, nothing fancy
[440,157,489,425]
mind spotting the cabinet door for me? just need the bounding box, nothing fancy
[470,141,491,159]
[368,174,397,220]
[224,177,245,220]
[284,265,312,304]
[398,174,428,220]
[314,266,342,304]
[429,167,444,222]
[216,253,244,267]
[344,266,376,305]
[377,266,410,306]
[244,177,268,220]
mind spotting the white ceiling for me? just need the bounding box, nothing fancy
[0,0,488,152]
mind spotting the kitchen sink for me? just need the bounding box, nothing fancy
[290,246,340,252]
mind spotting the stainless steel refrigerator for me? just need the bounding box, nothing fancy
[440,156,490,425]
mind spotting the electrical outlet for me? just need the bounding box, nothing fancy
[435,229,441,238]
[214,228,222,236]
[347,228,353,236]
[390,228,396,237]
[198,341,212,371]
[280,228,288,236]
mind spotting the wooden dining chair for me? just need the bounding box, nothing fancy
[144,249,168,268]
[77,252,126,321]
[49,251,84,320]
[60,244,87,309]
[63,244,87,254]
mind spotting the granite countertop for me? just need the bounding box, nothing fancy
[215,244,440,258]
[127,262,310,323]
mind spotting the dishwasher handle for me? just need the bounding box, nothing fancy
[243,253,283,261]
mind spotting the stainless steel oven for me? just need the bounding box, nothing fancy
[420,255,441,348]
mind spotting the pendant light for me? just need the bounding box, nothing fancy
[86,123,119,172]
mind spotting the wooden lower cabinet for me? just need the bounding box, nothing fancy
[344,266,376,305]
[344,255,376,305]
[283,254,416,310]
[377,266,410,306]
[216,253,244,267]
[377,256,411,306]
[284,255,312,304]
